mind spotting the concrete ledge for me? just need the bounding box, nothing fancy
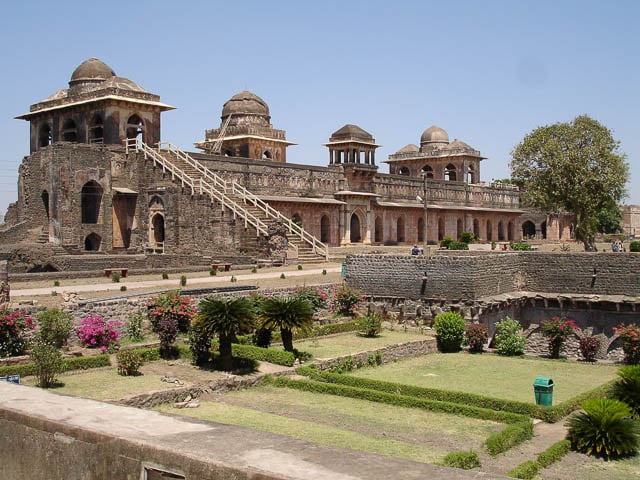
[0,382,508,479]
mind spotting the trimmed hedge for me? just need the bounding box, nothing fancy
[0,354,111,378]
[295,367,613,423]
[273,320,360,343]
[485,421,533,456]
[507,439,571,479]
[269,376,527,424]
[231,344,296,367]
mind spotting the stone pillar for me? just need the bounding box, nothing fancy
[364,203,372,245]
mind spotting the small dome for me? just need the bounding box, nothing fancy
[221,90,270,118]
[450,139,474,150]
[396,143,419,154]
[69,58,116,84]
[330,124,374,141]
[420,125,449,145]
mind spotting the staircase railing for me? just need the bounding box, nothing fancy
[126,138,268,235]
[151,141,329,260]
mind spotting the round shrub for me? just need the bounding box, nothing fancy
[157,316,178,359]
[252,327,273,349]
[458,232,475,244]
[116,349,144,376]
[331,284,363,316]
[36,308,73,348]
[31,342,63,388]
[613,323,640,365]
[440,236,453,249]
[357,311,383,338]
[612,365,640,418]
[465,323,488,353]
[630,241,640,252]
[566,398,640,458]
[75,315,121,351]
[188,324,212,366]
[433,312,466,353]
[493,317,526,356]
[448,241,469,250]
[147,290,196,333]
[579,335,601,362]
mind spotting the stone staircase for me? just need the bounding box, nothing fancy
[128,139,328,264]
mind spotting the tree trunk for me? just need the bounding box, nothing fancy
[281,328,294,352]
[219,333,233,371]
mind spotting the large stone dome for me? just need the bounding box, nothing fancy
[420,125,449,145]
[221,91,270,118]
[69,58,116,85]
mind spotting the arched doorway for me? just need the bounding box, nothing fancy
[445,163,457,181]
[540,221,547,239]
[438,218,445,241]
[417,217,424,243]
[473,219,480,239]
[374,216,383,243]
[421,165,433,178]
[397,216,405,243]
[320,215,330,244]
[126,114,144,142]
[39,124,52,148]
[522,220,536,239]
[457,218,463,240]
[89,115,104,143]
[62,118,77,142]
[152,213,165,245]
[84,233,101,251]
[486,220,493,242]
[350,213,361,243]
[498,221,505,241]
[81,181,102,224]
[507,221,514,241]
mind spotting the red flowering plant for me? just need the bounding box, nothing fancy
[147,290,197,333]
[75,314,121,352]
[540,316,580,358]
[330,283,364,317]
[0,309,34,358]
[613,323,640,365]
[294,286,328,312]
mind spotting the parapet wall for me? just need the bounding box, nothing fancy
[346,252,640,300]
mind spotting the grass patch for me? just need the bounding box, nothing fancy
[155,385,500,464]
[349,353,618,403]
[295,330,429,359]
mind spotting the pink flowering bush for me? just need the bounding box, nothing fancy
[76,314,121,351]
[540,316,580,358]
[331,284,363,316]
[0,309,34,358]
[295,286,328,311]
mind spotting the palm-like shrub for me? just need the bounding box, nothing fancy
[566,398,640,458]
[195,297,255,371]
[433,312,466,353]
[260,296,314,352]
[612,365,640,418]
[494,317,526,356]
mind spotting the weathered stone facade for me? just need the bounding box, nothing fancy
[1,57,565,270]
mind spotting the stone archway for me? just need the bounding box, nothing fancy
[350,213,362,243]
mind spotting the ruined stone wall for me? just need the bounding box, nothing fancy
[346,252,640,299]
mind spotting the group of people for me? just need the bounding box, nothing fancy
[611,240,624,252]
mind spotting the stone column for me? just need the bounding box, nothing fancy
[364,202,372,245]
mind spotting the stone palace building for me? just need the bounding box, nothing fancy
[0,58,572,269]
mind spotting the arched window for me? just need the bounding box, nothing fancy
[507,221,514,241]
[473,219,480,239]
[320,215,330,243]
[374,216,383,243]
[445,163,457,181]
[466,164,475,183]
[62,118,77,142]
[540,221,547,239]
[39,124,52,147]
[262,150,272,160]
[398,166,410,176]
[126,114,144,141]
[397,216,405,243]
[421,165,433,178]
[522,220,536,239]
[84,233,101,251]
[152,213,165,245]
[81,181,102,224]
[457,218,463,240]
[498,221,505,241]
[417,217,424,243]
[89,115,104,143]
[350,213,361,243]
[224,149,234,157]
[486,220,493,242]
[438,217,445,241]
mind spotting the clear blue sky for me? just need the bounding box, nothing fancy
[1,0,638,216]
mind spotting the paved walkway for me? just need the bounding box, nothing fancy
[10,266,343,297]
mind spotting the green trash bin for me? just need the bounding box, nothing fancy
[533,377,554,406]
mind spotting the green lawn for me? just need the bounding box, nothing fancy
[349,353,618,404]
[155,384,501,464]
[295,329,431,359]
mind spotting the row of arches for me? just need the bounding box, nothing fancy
[396,163,476,182]
[38,114,145,147]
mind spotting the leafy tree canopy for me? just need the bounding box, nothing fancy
[510,115,628,250]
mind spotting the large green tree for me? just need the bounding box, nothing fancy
[510,115,628,251]
[194,296,255,371]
